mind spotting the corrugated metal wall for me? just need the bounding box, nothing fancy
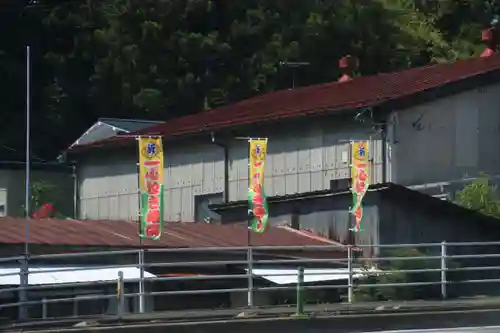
[77,119,383,221]
[228,124,384,201]
[392,83,500,185]
[216,192,381,257]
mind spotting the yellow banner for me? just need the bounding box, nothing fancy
[138,137,164,239]
[350,140,370,232]
[351,141,369,182]
[249,139,268,191]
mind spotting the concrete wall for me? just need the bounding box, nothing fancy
[36,309,500,333]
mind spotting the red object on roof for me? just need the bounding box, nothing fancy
[31,203,55,219]
[481,28,498,58]
[338,55,358,82]
[0,217,342,250]
[69,52,500,153]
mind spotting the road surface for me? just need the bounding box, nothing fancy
[368,327,500,333]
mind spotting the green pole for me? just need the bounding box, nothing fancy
[296,266,304,315]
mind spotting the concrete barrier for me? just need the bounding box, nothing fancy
[24,308,500,333]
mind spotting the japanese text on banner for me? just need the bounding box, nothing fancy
[248,139,269,233]
[138,137,164,240]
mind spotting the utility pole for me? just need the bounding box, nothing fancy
[279,61,310,89]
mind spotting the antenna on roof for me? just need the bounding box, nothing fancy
[279,61,310,89]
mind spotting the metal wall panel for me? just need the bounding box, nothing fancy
[78,118,383,221]
[78,143,225,221]
[393,82,500,185]
[226,122,381,202]
[477,84,500,175]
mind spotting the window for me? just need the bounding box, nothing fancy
[194,193,223,223]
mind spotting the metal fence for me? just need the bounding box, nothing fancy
[1,241,500,323]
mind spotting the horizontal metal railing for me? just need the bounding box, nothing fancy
[0,241,500,323]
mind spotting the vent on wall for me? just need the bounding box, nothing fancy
[330,178,350,191]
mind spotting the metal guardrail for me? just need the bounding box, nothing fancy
[1,241,500,323]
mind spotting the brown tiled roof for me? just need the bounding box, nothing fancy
[68,53,500,153]
[0,217,341,249]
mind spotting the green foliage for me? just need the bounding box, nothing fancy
[454,174,500,218]
[20,180,64,218]
[353,248,458,301]
[0,0,499,159]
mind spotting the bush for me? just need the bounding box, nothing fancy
[353,247,458,301]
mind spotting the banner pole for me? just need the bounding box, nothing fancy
[20,44,31,321]
[247,138,253,308]
[135,137,145,314]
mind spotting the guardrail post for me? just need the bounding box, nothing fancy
[247,246,254,308]
[347,245,353,303]
[117,270,125,320]
[42,298,47,319]
[440,241,447,299]
[138,249,145,313]
[296,267,304,315]
[18,257,29,321]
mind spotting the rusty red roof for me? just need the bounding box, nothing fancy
[0,217,341,249]
[68,53,500,153]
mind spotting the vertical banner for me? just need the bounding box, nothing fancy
[248,138,269,233]
[350,141,370,232]
[138,137,164,240]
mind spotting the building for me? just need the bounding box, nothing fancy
[212,182,500,297]
[0,217,346,319]
[67,30,500,222]
[211,182,500,248]
[0,118,164,218]
[0,160,74,218]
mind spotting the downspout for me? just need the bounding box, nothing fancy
[72,163,78,218]
[210,132,229,203]
[381,123,388,183]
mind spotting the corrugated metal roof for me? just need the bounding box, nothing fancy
[98,118,165,132]
[69,53,500,153]
[249,267,379,285]
[0,266,155,285]
[0,217,341,249]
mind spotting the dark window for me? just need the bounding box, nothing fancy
[194,193,223,223]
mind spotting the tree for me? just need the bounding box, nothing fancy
[454,174,500,218]
[0,0,498,160]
